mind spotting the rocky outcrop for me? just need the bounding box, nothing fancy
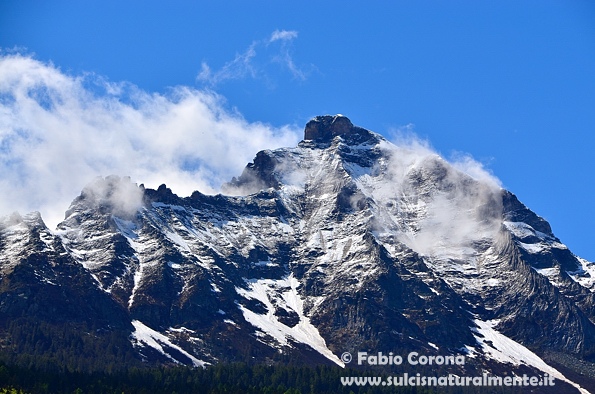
[303,114,357,141]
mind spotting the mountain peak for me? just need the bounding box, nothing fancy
[302,114,381,149]
[303,114,356,141]
[4,116,595,389]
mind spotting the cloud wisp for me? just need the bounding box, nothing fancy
[197,44,258,85]
[269,30,299,43]
[0,53,300,229]
[197,29,309,86]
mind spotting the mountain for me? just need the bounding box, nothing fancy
[1,115,595,392]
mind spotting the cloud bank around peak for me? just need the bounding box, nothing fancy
[0,53,301,229]
[380,127,504,259]
[387,124,502,190]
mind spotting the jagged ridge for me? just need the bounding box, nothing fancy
[0,115,594,392]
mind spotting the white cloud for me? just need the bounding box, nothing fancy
[0,54,300,229]
[197,29,309,86]
[450,152,502,189]
[197,44,258,85]
[376,133,504,260]
[271,50,307,81]
[78,175,145,219]
[387,124,501,189]
[269,30,298,43]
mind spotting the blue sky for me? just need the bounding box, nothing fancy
[1,1,594,260]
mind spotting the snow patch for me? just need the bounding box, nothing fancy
[128,267,143,308]
[503,221,536,239]
[253,259,279,267]
[168,326,195,333]
[473,319,588,393]
[518,242,545,254]
[165,230,191,252]
[532,267,563,288]
[113,216,139,239]
[131,320,206,367]
[567,257,595,291]
[236,275,342,366]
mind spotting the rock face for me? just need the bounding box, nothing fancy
[1,115,595,391]
[302,114,376,145]
[304,114,355,141]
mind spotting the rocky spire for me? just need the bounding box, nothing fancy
[303,114,356,141]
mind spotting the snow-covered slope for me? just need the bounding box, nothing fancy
[1,115,594,391]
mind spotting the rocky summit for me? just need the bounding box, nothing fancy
[1,115,594,392]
